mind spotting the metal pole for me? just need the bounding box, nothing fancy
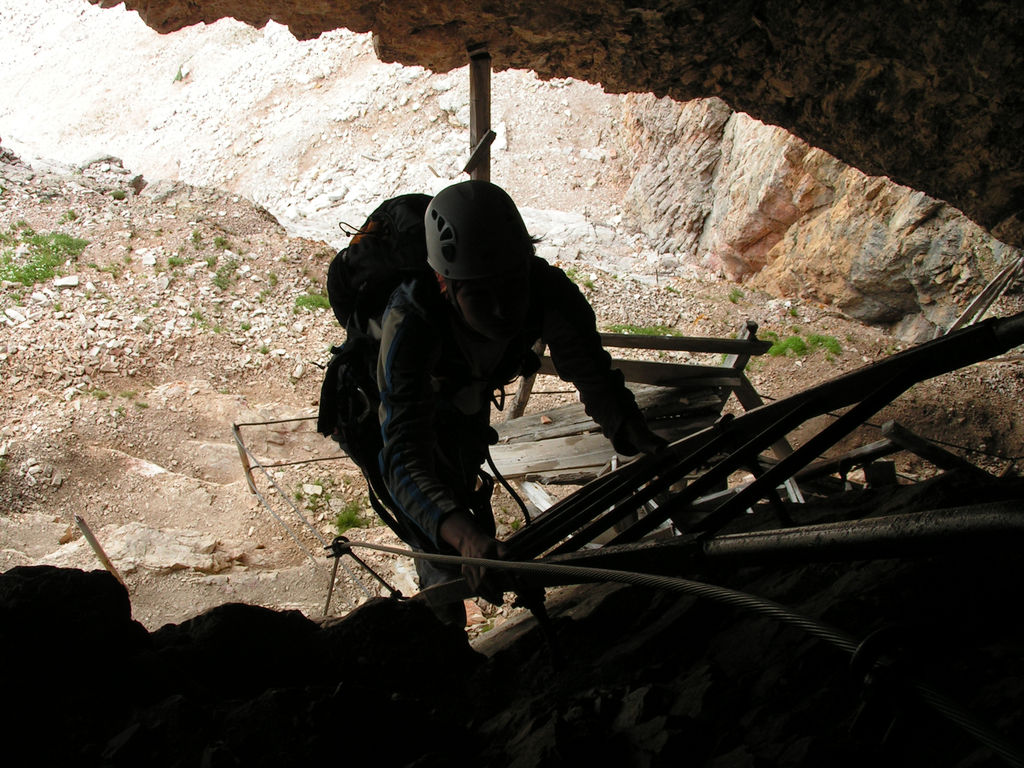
[468,44,491,181]
[74,514,127,589]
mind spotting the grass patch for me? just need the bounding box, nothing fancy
[808,334,843,359]
[606,323,681,336]
[728,287,744,304]
[98,263,124,279]
[294,292,331,312]
[767,334,808,357]
[334,499,371,534]
[213,257,239,290]
[565,267,596,290]
[763,330,842,361]
[0,223,89,286]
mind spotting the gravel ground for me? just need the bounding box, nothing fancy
[3,147,1022,633]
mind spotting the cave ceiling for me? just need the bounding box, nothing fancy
[91,0,1024,250]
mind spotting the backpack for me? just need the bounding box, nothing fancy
[316,193,433,491]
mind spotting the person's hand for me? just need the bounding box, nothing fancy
[613,414,668,456]
[439,510,508,605]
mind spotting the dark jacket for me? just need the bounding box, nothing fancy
[376,256,641,550]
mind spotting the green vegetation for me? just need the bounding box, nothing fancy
[213,235,230,251]
[565,267,596,290]
[60,210,78,223]
[110,189,127,201]
[96,262,124,279]
[606,322,682,337]
[259,344,270,355]
[168,255,187,268]
[763,330,843,361]
[334,498,371,534]
[0,222,89,286]
[240,321,252,331]
[807,333,843,359]
[294,292,331,312]
[213,257,239,290]
[728,287,744,304]
[191,230,203,249]
[268,272,279,287]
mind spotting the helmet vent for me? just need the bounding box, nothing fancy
[441,244,457,262]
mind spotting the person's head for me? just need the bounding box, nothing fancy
[425,180,533,340]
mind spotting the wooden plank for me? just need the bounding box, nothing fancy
[882,420,994,479]
[599,331,772,356]
[495,383,726,444]
[490,432,622,478]
[505,340,546,421]
[537,356,744,388]
[518,480,555,512]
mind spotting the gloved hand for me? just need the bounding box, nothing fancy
[439,510,508,606]
[612,413,668,457]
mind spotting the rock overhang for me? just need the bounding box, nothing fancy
[89,0,1024,250]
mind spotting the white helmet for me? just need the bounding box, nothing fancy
[424,181,532,280]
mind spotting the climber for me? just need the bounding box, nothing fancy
[376,179,665,621]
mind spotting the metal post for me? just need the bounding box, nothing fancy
[468,44,491,181]
[74,514,127,589]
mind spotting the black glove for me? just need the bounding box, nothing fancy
[612,413,668,456]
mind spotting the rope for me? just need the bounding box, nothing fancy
[339,538,1024,767]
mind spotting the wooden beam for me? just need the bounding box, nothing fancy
[881,420,994,479]
[537,356,744,388]
[599,330,771,356]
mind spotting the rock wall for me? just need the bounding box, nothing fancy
[622,95,1021,339]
